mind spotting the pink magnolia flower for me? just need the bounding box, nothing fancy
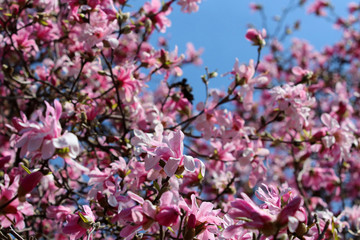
[227,193,274,232]
[11,29,39,58]
[131,124,199,177]
[300,161,339,191]
[307,0,330,16]
[155,191,181,227]
[76,9,118,50]
[10,100,80,160]
[342,205,360,234]
[185,42,204,66]
[46,205,73,221]
[320,113,357,161]
[118,193,156,238]
[269,83,315,130]
[0,174,34,229]
[306,210,346,239]
[119,191,180,238]
[63,205,96,240]
[225,185,304,237]
[177,0,201,13]
[180,194,222,240]
[348,2,360,13]
[249,3,262,12]
[113,66,142,102]
[230,59,268,111]
[157,47,184,79]
[292,66,314,83]
[143,0,172,33]
[245,28,266,47]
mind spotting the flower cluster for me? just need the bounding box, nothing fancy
[1,0,360,239]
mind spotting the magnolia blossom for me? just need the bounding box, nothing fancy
[307,0,330,16]
[63,205,96,240]
[245,28,266,47]
[113,66,142,102]
[179,194,222,240]
[269,83,315,130]
[225,185,304,237]
[320,113,357,161]
[2,0,360,239]
[119,191,180,238]
[230,59,268,111]
[10,100,80,160]
[0,174,34,229]
[143,0,172,33]
[348,2,360,13]
[177,0,202,13]
[131,124,201,177]
[185,42,204,65]
[76,9,119,50]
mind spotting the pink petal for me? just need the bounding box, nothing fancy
[27,135,44,152]
[128,191,144,204]
[223,224,243,238]
[54,99,62,120]
[183,155,195,172]
[41,139,55,159]
[164,157,180,176]
[320,113,339,129]
[143,200,157,218]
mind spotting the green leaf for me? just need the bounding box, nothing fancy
[167,226,175,233]
[79,212,90,223]
[331,220,339,240]
[21,164,32,174]
[39,20,49,26]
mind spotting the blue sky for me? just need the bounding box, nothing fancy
[129,0,351,102]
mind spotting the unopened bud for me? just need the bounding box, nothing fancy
[208,71,218,78]
[145,18,152,33]
[122,25,132,34]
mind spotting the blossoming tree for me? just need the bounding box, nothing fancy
[1,0,360,239]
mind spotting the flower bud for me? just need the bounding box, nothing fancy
[245,28,266,47]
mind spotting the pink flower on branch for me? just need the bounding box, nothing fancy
[62,205,96,240]
[307,0,330,16]
[143,0,172,33]
[119,191,180,238]
[180,194,222,240]
[131,124,202,177]
[245,28,266,47]
[225,185,304,237]
[320,113,357,162]
[10,100,80,160]
[0,174,34,230]
[229,59,268,111]
[177,0,202,13]
[269,83,315,130]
